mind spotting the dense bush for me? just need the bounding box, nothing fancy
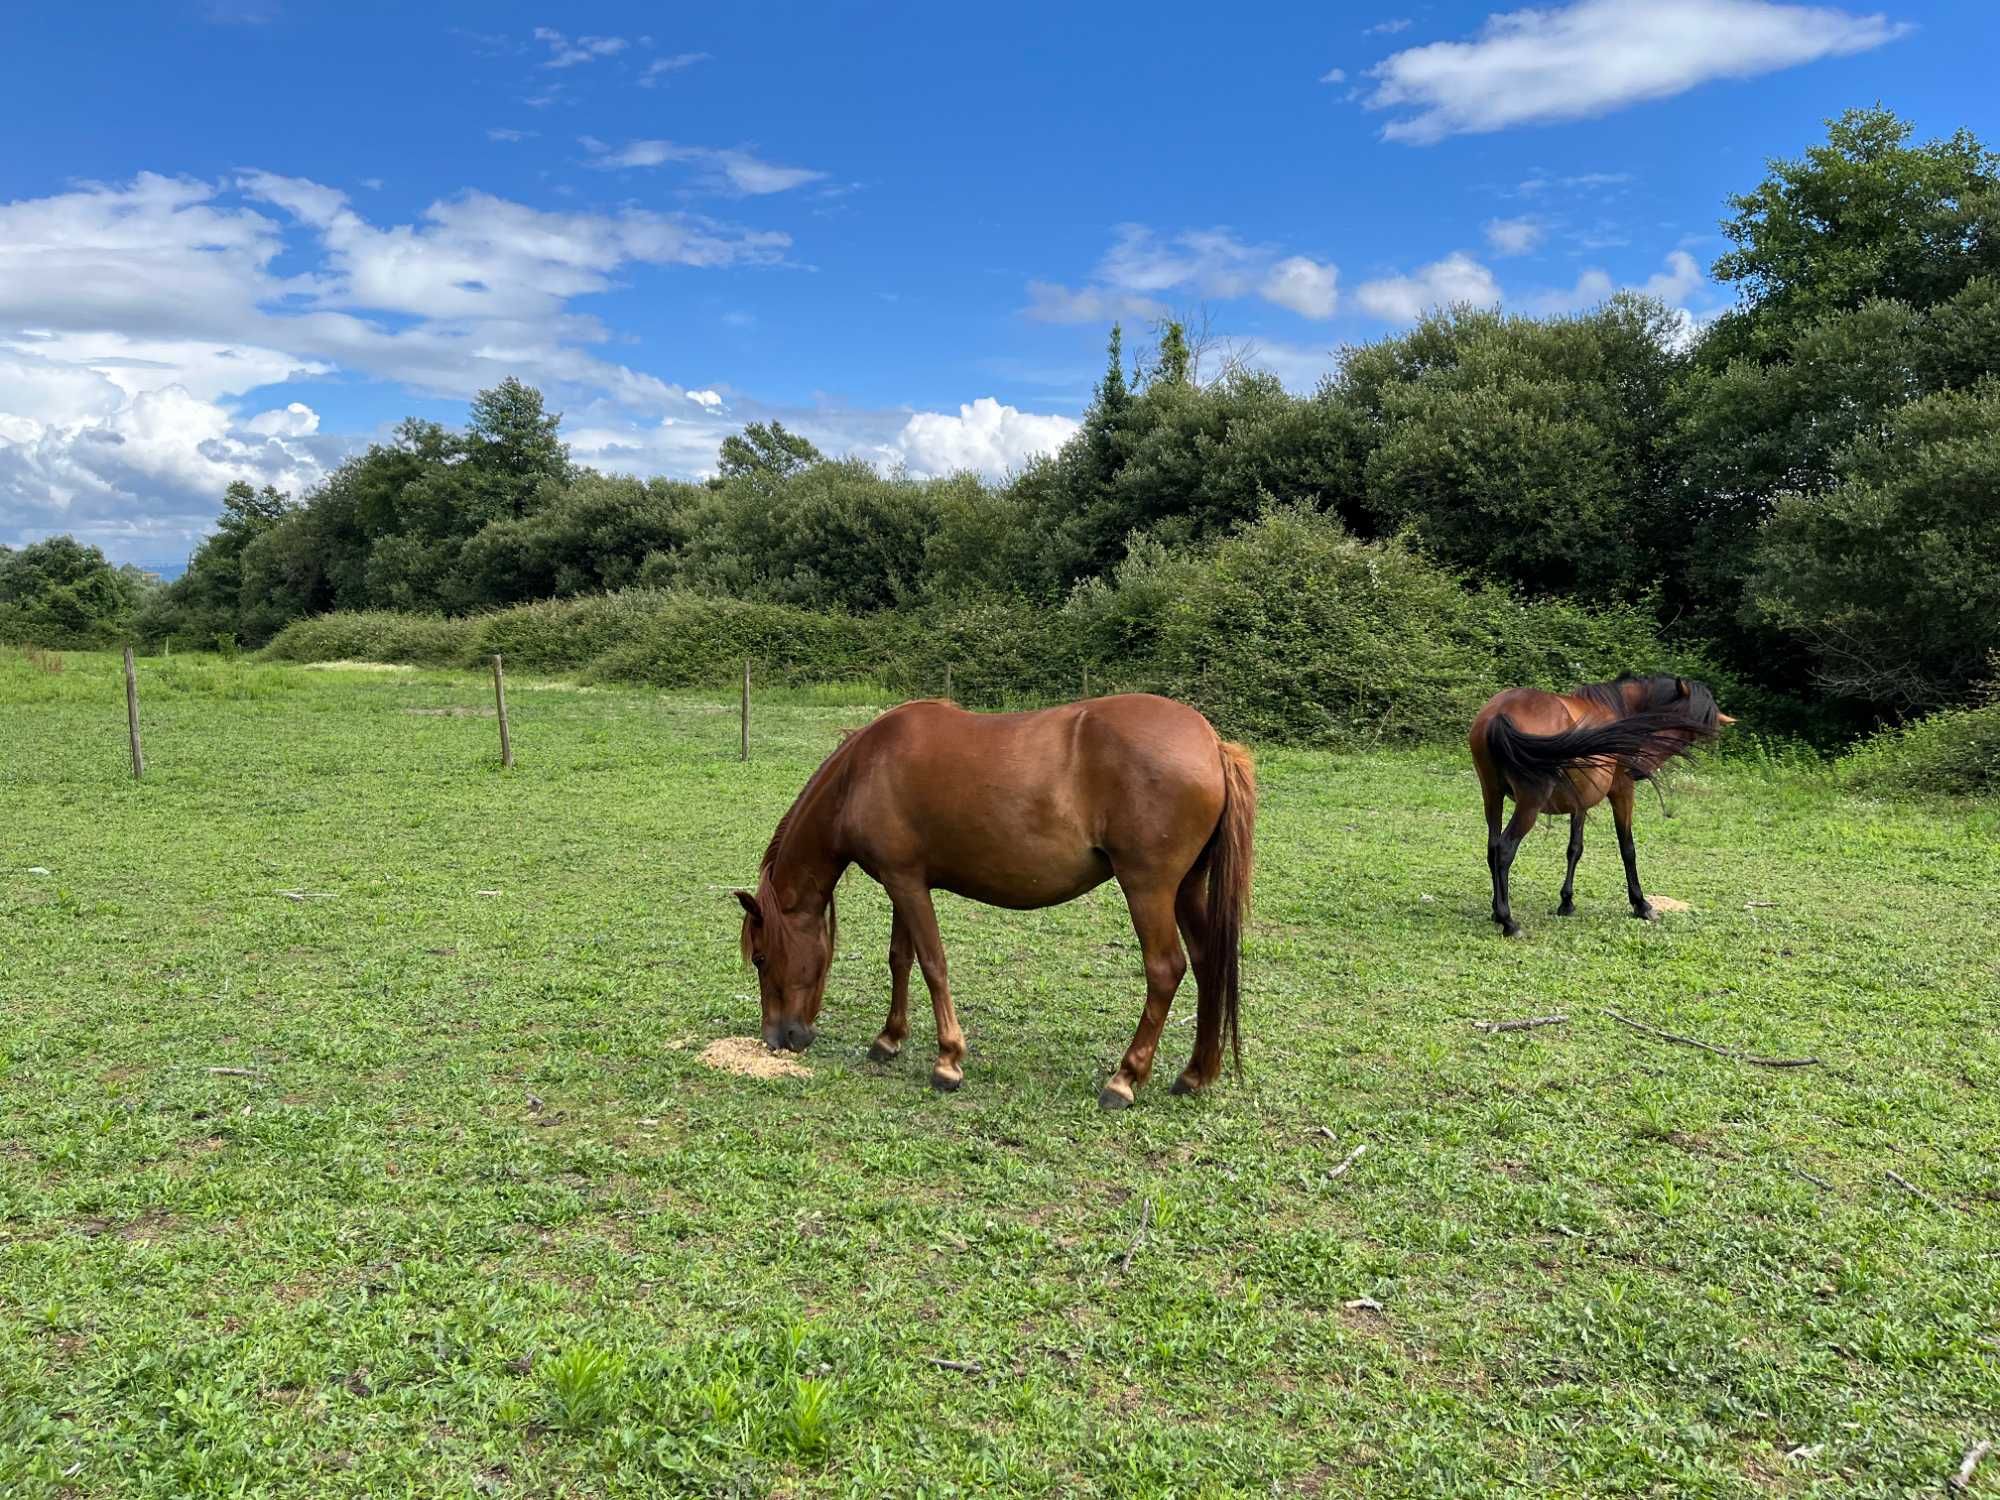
[1839,702,2000,797]
[268,511,1700,748]
[0,537,155,647]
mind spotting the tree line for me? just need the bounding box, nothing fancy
[11,108,1999,738]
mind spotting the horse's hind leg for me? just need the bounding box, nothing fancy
[1100,883,1188,1112]
[1490,798,1539,938]
[1170,868,1220,1096]
[1556,812,1586,916]
[884,884,967,1090]
[868,907,912,1063]
[1610,780,1655,921]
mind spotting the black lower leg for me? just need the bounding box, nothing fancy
[1617,821,1652,918]
[1557,814,1585,915]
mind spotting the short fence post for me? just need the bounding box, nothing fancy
[1082,665,1091,701]
[943,662,953,700]
[123,646,145,780]
[491,654,513,768]
[740,659,750,762]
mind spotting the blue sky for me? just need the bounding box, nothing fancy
[2,0,1995,567]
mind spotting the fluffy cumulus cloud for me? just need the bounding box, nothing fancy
[0,170,801,557]
[1365,0,1909,144]
[1027,225,1339,323]
[1354,252,1502,320]
[894,398,1079,478]
[1261,256,1340,318]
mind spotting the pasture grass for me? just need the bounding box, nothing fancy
[1,648,1996,1498]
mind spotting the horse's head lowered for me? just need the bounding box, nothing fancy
[735,880,836,1053]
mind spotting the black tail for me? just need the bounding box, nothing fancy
[1485,710,1714,803]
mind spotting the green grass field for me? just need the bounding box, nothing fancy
[2,650,1996,1498]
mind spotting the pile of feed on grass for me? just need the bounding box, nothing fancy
[699,1037,812,1080]
[1649,896,1693,912]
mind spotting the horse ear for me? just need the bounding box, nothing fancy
[734,889,763,924]
[1676,677,1690,698]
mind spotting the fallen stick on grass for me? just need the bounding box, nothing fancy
[1787,1164,1834,1192]
[206,1067,259,1077]
[1950,1439,1992,1492]
[923,1356,983,1375]
[1327,1143,1370,1180]
[1471,1014,1569,1034]
[1604,1009,1821,1068]
[1885,1170,1948,1211]
[1119,1197,1152,1273]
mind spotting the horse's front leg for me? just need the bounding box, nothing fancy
[886,884,966,1091]
[1100,884,1187,1111]
[868,907,912,1063]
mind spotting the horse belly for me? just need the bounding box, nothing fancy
[928,841,1114,910]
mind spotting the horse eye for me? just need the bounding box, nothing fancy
[752,954,766,970]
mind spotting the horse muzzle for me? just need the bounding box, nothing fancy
[765,1020,817,1053]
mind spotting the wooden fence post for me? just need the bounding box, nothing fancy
[491,654,513,768]
[943,662,953,700]
[123,646,145,780]
[1082,665,1091,701]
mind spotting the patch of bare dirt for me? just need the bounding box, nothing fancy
[699,1037,812,1080]
[1649,896,1693,912]
[403,706,494,717]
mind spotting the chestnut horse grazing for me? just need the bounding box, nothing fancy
[1470,675,1732,936]
[736,694,1256,1110]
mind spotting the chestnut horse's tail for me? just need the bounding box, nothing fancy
[1202,740,1257,1075]
[1485,710,1713,803]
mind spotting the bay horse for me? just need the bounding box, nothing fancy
[1470,675,1733,936]
[735,694,1256,1110]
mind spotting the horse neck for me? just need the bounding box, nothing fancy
[765,764,851,916]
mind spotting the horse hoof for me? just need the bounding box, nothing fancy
[930,1068,962,1093]
[1555,902,1575,917]
[867,1041,900,1064]
[1097,1085,1133,1112]
[1169,1075,1195,1096]
[1633,904,1658,923]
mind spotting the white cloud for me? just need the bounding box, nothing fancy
[533,27,628,68]
[1366,0,1910,144]
[640,52,711,85]
[1261,256,1340,318]
[581,139,828,195]
[1027,226,1340,323]
[1365,18,1413,34]
[1521,249,1714,337]
[894,399,1079,478]
[1636,248,1704,304]
[0,171,795,558]
[685,388,723,409]
[487,128,538,143]
[1023,280,1167,325]
[244,401,320,437]
[1484,216,1545,255]
[1319,67,1347,83]
[1355,252,1502,320]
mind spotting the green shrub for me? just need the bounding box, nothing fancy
[1838,702,2000,796]
[263,512,1706,746]
[263,611,473,667]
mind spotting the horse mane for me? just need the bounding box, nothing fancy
[749,724,870,973]
[760,725,867,874]
[1571,673,1720,734]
